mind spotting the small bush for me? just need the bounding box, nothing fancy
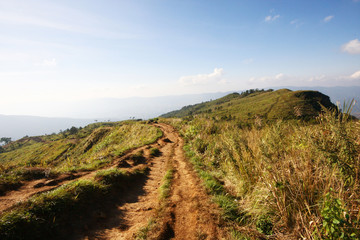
[319,191,359,239]
[256,215,273,235]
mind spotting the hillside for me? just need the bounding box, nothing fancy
[277,86,360,117]
[161,98,359,239]
[0,120,228,239]
[161,89,336,122]
[1,90,359,240]
[0,120,162,195]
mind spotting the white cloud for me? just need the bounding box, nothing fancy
[248,73,287,85]
[131,84,148,90]
[40,58,57,67]
[275,73,284,79]
[350,70,360,79]
[323,15,334,22]
[342,39,360,54]
[290,19,303,28]
[308,75,326,82]
[265,14,280,22]
[179,68,225,86]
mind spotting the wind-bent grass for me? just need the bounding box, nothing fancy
[162,106,360,239]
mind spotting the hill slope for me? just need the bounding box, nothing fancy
[161,89,336,122]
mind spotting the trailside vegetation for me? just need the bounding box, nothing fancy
[162,101,359,239]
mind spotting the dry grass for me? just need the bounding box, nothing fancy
[162,107,360,239]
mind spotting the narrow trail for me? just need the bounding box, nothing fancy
[0,172,85,213]
[0,143,152,214]
[75,125,172,240]
[163,123,224,240]
[0,123,225,239]
[73,123,225,239]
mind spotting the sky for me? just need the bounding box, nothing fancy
[0,0,360,117]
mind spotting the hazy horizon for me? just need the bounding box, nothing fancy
[0,0,359,117]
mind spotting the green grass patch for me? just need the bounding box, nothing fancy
[0,179,106,240]
[135,218,156,240]
[230,229,251,240]
[184,146,246,225]
[0,166,150,240]
[0,121,162,195]
[159,169,174,199]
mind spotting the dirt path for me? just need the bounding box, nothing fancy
[0,172,86,213]
[160,123,224,240]
[0,148,140,214]
[0,123,225,239]
[74,125,172,239]
[73,123,224,240]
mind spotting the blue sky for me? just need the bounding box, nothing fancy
[0,0,359,116]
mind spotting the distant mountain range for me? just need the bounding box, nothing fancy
[0,115,93,141]
[0,92,229,140]
[0,86,359,140]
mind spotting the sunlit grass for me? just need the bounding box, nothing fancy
[0,121,162,194]
[164,106,360,239]
[0,165,149,240]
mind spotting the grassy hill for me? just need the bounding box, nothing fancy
[161,89,336,122]
[0,120,161,195]
[160,89,359,239]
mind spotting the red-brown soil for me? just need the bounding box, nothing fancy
[0,123,226,239]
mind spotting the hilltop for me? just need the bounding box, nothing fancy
[161,88,336,122]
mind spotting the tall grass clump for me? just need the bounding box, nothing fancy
[168,105,360,239]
